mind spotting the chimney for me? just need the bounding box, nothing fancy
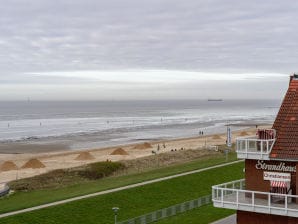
[289,74,298,85]
[290,75,294,86]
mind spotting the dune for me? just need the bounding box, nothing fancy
[110,148,129,155]
[212,135,222,140]
[22,158,46,169]
[75,152,95,161]
[239,131,249,136]
[1,161,18,171]
[133,142,153,149]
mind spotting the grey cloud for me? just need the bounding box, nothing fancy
[0,0,297,100]
[0,0,298,74]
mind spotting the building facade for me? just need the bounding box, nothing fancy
[212,75,298,224]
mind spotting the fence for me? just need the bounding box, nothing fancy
[212,179,298,218]
[117,195,211,224]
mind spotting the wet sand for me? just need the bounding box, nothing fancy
[0,143,70,154]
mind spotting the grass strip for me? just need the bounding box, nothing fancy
[0,162,243,224]
[156,204,235,224]
[0,152,237,214]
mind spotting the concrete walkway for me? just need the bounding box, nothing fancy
[211,214,236,224]
[0,160,243,219]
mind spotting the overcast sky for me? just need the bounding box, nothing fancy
[0,0,297,100]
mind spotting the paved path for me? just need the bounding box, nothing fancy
[0,160,243,219]
[211,214,236,224]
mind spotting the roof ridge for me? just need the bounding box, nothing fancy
[270,77,298,160]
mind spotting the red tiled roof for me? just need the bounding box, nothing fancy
[270,76,298,160]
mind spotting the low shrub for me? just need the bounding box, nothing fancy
[9,162,126,191]
[79,161,125,180]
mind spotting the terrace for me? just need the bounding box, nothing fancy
[212,179,298,217]
[236,129,276,160]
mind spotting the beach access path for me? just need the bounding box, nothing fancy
[0,159,243,219]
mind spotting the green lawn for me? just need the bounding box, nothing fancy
[0,161,244,224]
[156,205,235,224]
[0,152,237,214]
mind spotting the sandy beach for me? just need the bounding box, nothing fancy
[0,125,270,183]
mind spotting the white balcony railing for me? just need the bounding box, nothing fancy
[212,179,298,217]
[236,136,275,160]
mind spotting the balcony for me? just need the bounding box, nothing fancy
[212,179,298,218]
[236,136,275,160]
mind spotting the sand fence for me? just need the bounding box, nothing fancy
[110,148,129,155]
[75,152,95,161]
[21,158,46,169]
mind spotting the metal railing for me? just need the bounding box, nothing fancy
[236,136,275,160]
[117,195,211,224]
[212,179,298,217]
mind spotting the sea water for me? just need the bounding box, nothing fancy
[0,100,281,149]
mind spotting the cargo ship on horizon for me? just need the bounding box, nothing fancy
[207,99,223,102]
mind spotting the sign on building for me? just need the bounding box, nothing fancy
[255,160,296,172]
[263,171,291,182]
